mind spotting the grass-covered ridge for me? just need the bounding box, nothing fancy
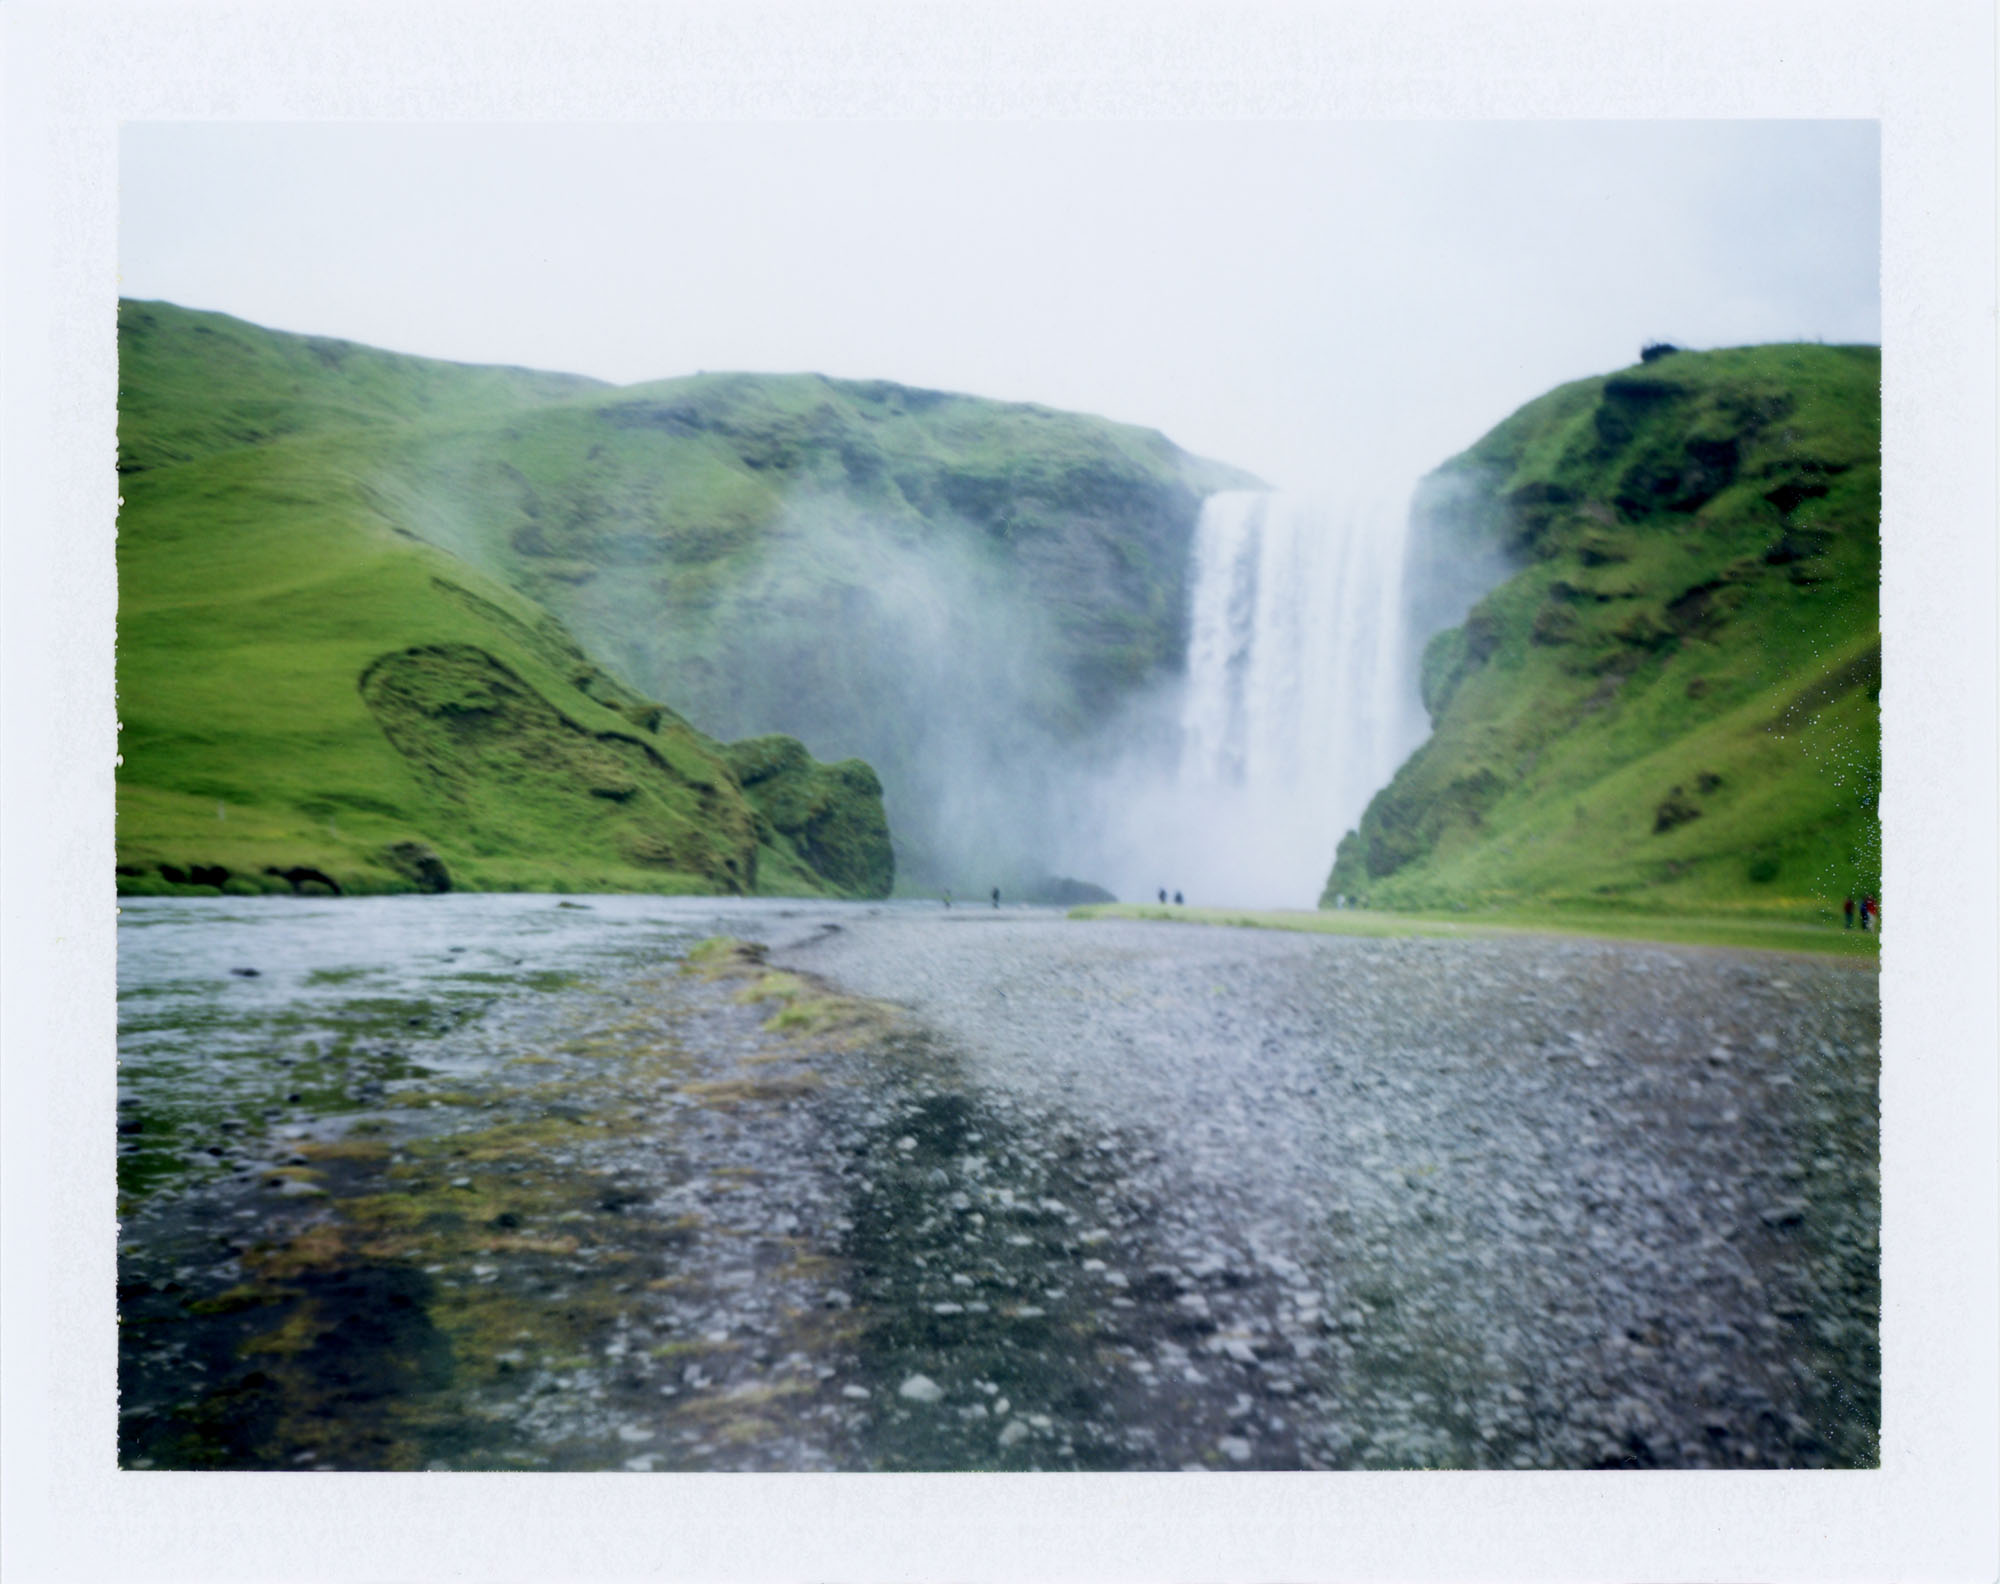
[116,301,892,898]
[1326,344,1880,920]
[1072,903,1879,959]
[119,300,1255,893]
[346,348,1255,889]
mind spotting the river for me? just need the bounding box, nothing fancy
[117,893,1880,1470]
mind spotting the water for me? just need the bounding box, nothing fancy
[1094,490,1423,908]
[116,893,748,1205]
[117,893,1241,1472]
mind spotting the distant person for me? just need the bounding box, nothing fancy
[943,889,952,909]
[1862,895,1877,931]
[1173,890,1184,906]
[1158,888,1168,905]
[1843,896,1855,929]
[991,887,1000,909]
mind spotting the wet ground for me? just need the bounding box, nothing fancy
[117,895,1880,1470]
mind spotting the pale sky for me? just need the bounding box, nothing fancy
[121,119,1878,493]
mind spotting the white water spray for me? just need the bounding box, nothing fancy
[1076,489,1425,908]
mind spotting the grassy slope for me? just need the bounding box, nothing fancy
[1325,344,1880,921]
[1072,903,1880,959]
[356,368,1257,734]
[116,301,890,898]
[345,356,1256,888]
[119,300,1252,894]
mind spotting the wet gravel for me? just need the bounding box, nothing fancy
[117,898,1880,1470]
[782,910,1882,1469]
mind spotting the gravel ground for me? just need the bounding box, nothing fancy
[117,898,1880,1471]
[779,908,1882,1469]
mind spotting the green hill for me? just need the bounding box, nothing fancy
[116,301,891,899]
[1325,343,1880,919]
[346,360,1255,890]
[120,300,1255,891]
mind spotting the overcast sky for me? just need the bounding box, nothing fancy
[120,120,1878,491]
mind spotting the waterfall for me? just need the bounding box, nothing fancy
[1161,489,1421,907]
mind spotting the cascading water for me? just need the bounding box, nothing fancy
[1159,489,1423,907]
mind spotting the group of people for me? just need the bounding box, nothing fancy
[939,888,1007,908]
[1843,894,1880,931]
[1156,888,1184,906]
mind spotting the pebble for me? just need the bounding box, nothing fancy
[791,906,1881,1470]
[119,897,1880,1474]
[898,1374,945,1404]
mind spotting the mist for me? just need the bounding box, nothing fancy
[590,488,1110,895]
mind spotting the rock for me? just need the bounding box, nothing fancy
[997,1419,1030,1447]
[1218,1436,1253,1462]
[898,1374,945,1404]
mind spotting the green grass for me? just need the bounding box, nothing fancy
[1327,343,1879,917]
[118,298,1254,893]
[116,301,892,898]
[339,345,1256,884]
[1071,903,1881,959]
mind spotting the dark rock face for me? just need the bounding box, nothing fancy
[265,866,343,895]
[382,841,452,894]
[1024,876,1117,906]
[1653,787,1703,834]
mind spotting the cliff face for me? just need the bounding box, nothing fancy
[115,301,893,899]
[1325,344,1880,915]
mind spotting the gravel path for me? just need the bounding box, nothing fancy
[778,909,1881,1469]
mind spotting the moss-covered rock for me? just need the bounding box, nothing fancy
[723,735,894,899]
